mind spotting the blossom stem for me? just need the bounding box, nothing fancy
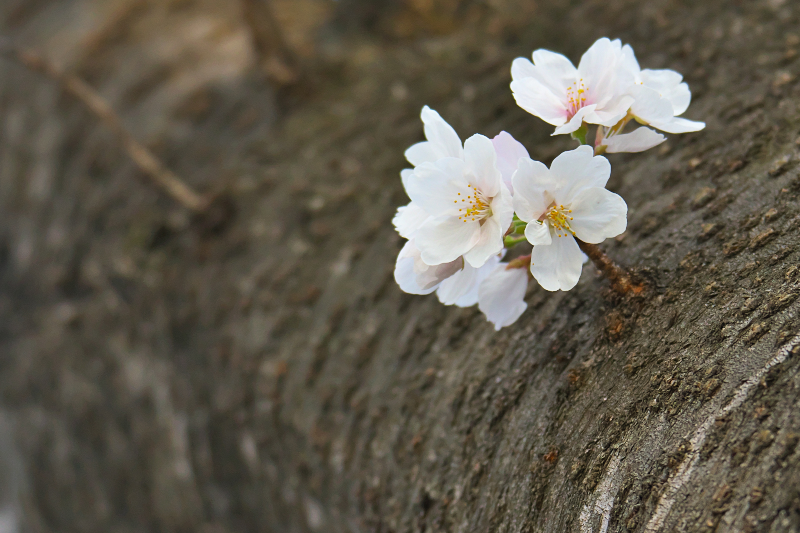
[570,124,589,146]
[504,234,527,247]
[506,254,531,270]
[577,240,645,296]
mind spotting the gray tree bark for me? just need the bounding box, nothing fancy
[1,0,800,532]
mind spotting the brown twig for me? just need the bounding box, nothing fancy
[0,38,209,213]
[240,0,299,85]
[577,240,645,296]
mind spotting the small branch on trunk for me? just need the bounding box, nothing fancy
[0,38,209,213]
[577,240,645,296]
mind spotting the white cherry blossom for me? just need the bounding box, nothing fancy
[512,146,627,291]
[404,135,514,268]
[478,264,529,330]
[510,38,635,136]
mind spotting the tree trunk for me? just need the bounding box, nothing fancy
[1,1,800,532]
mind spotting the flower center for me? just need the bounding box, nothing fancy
[542,204,575,237]
[456,184,492,223]
[565,79,588,118]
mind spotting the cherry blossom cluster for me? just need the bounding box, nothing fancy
[394,38,704,330]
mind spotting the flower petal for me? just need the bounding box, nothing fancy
[553,104,598,135]
[464,134,502,198]
[400,168,415,191]
[478,265,529,330]
[393,202,431,239]
[492,131,529,193]
[619,44,641,79]
[404,158,469,217]
[438,253,502,307]
[524,220,552,246]
[603,127,666,153]
[639,69,692,116]
[530,234,584,291]
[463,217,505,268]
[395,240,461,295]
[421,106,463,159]
[568,187,628,244]
[490,184,515,232]
[590,94,634,126]
[653,117,705,134]
[577,38,619,88]
[512,157,555,222]
[416,216,481,265]
[405,142,440,167]
[550,146,611,204]
[511,57,537,81]
[578,38,634,110]
[511,78,569,127]
[629,85,675,125]
[530,49,578,96]
[437,262,479,305]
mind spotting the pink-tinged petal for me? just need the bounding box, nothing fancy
[492,131,529,193]
[525,221,552,246]
[404,158,469,217]
[438,253,502,307]
[511,78,569,127]
[463,217,505,268]
[653,117,705,134]
[416,216,481,266]
[420,106,464,159]
[550,146,611,204]
[478,265,529,330]
[405,141,439,167]
[393,202,431,239]
[512,158,554,222]
[629,85,675,125]
[530,234,584,291]
[553,104,598,135]
[603,127,666,153]
[568,187,628,244]
[464,134,502,198]
[395,240,461,295]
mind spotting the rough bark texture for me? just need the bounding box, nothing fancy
[1,1,800,532]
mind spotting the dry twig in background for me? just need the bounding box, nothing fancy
[240,0,300,85]
[0,38,209,213]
